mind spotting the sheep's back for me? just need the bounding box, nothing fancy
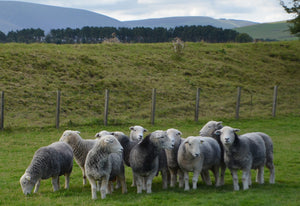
[199,137,221,168]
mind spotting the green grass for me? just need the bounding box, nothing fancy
[0,42,299,128]
[0,117,299,205]
[234,21,298,41]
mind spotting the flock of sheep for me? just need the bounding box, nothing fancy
[20,122,275,200]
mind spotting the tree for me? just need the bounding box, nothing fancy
[280,0,300,37]
[235,33,253,43]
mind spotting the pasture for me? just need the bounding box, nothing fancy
[1,116,299,205]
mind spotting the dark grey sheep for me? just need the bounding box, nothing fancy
[129,130,174,194]
[59,130,96,185]
[215,126,266,190]
[85,135,126,200]
[177,136,221,191]
[20,141,73,195]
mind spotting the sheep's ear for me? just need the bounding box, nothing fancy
[217,121,223,128]
[95,133,100,137]
[75,131,80,134]
[214,130,221,136]
[144,128,148,132]
[25,175,31,181]
[129,126,134,130]
[178,131,182,136]
[233,128,240,133]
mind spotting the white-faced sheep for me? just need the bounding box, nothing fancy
[129,130,174,194]
[59,130,96,185]
[215,126,267,191]
[177,136,221,191]
[20,142,73,195]
[129,125,148,141]
[165,128,184,188]
[85,135,126,200]
[199,120,226,185]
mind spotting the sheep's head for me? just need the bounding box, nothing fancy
[129,125,148,141]
[166,128,182,144]
[184,136,204,158]
[59,130,81,145]
[20,173,35,195]
[150,130,174,150]
[199,121,223,137]
[99,135,123,154]
[95,130,112,138]
[215,126,240,146]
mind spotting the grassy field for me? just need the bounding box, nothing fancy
[234,21,298,41]
[0,116,299,205]
[0,41,299,128]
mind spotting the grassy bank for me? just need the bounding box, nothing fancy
[0,41,299,128]
[0,117,299,205]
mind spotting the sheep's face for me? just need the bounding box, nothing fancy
[199,121,223,137]
[129,125,147,141]
[185,136,203,158]
[151,130,174,150]
[217,126,240,146]
[20,173,35,195]
[59,130,81,144]
[166,128,182,144]
[100,135,123,154]
[95,130,112,138]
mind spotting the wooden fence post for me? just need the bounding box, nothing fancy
[104,89,109,126]
[195,88,200,122]
[272,85,278,117]
[151,88,156,125]
[235,87,241,120]
[55,90,61,129]
[1,91,4,130]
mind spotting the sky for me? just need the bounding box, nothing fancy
[3,0,295,23]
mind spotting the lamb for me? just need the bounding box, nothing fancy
[59,130,96,185]
[199,120,226,185]
[215,126,267,191]
[129,130,174,194]
[85,135,126,200]
[129,125,148,141]
[164,128,185,187]
[177,136,221,191]
[20,141,73,195]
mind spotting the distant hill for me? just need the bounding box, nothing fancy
[123,16,257,29]
[0,1,258,34]
[0,1,123,33]
[235,21,298,41]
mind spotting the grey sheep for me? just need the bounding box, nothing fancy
[85,135,126,200]
[177,136,221,191]
[199,120,226,185]
[59,130,96,185]
[129,130,174,194]
[165,128,184,188]
[20,141,73,195]
[215,126,267,190]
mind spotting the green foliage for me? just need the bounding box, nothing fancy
[0,117,299,205]
[280,0,300,37]
[235,33,253,43]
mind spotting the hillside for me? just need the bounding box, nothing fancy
[235,21,298,41]
[0,1,257,34]
[0,42,299,128]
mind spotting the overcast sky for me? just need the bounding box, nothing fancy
[4,0,295,23]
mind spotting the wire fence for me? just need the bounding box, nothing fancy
[1,85,299,129]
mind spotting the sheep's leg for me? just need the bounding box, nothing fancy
[212,166,220,187]
[100,177,109,199]
[183,172,190,191]
[178,169,184,188]
[81,167,87,185]
[192,170,200,189]
[65,173,70,189]
[268,163,275,184]
[145,171,157,194]
[242,169,250,190]
[118,176,127,194]
[220,163,226,186]
[256,165,265,184]
[231,169,240,191]
[169,169,177,187]
[89,178,98,200]
[161,169,168,189]
[201,170,212,186]
[248,171,252,186]
[52,176,60,192]
[135,175,143,194]
[131,175,136,187]
[34,179,41,193]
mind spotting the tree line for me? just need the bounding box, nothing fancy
[0,25,254,44]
